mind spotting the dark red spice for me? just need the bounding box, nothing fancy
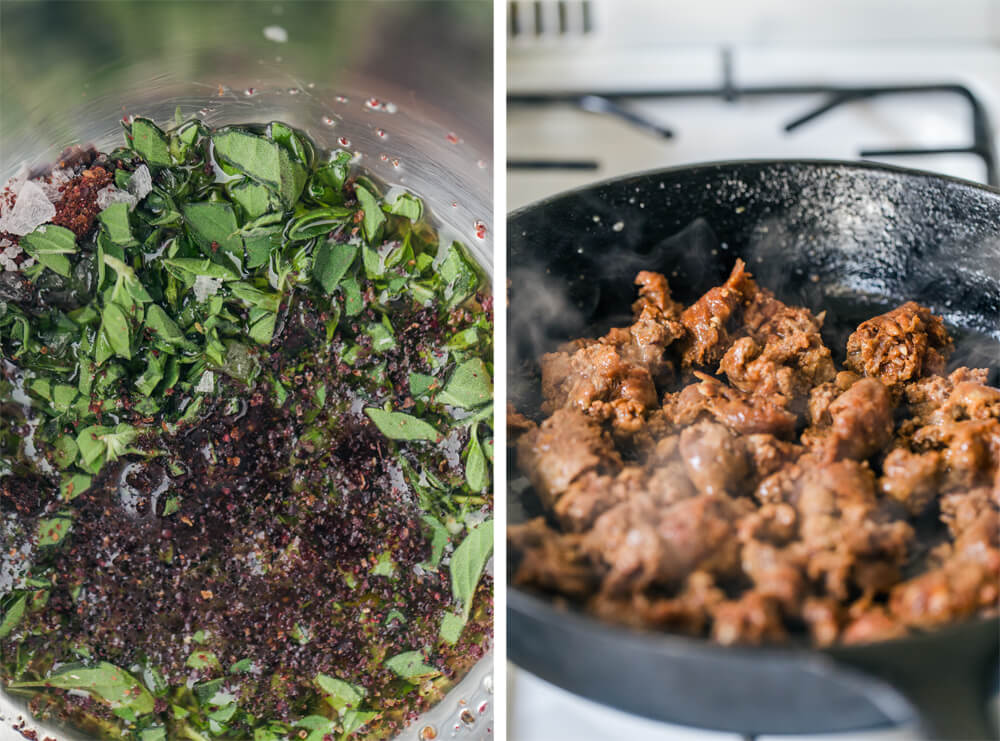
[50,166,113,238]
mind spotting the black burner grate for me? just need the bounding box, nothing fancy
[508,49,998,186]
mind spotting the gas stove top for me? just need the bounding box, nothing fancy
[506,34,1000,741]
[508,46,1000,211]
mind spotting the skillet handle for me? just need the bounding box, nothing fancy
[831,621,999,740]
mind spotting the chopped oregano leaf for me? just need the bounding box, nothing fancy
[384,651,439,680]
[365,408,440,441]
[313,242,358,294]
[9,662,155,715]
[355,185,386,246]
[130,117,172,167]
[438,358,492,409]
[19,224,77,277]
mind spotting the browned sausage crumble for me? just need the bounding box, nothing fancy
[509,259,1000,646]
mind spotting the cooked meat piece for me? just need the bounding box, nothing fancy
[740,539,806,614]
[879,447,943,514]
[509,517,597,598]
[588,571,724,634]
[711,592,787,645]
[912,419,1000,491]
[802,597,842,646]
[845,301,953,386]
[644,460,698,507]
[511,265,1000,646]
[554,467,644,533]
[679,259,756,368]
[806,371,861,427]
[841,608,908,644]
[795,460,913,598]
[632,270,684,319]
[719,290,835,401]
[737,502,798,544]
[890,553,1000,630]
[585,494,749,595]
[517,408,622,512]
[905,366,992,425]
[743,434,805,486]
[939,487,1000,540]
[667,372,797,438]
[811,378,894,461]
[539,312,678,434]
[507,403,536,443]
[679,420,749,496]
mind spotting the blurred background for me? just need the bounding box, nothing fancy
[507,0,1000,209]
[506,1,999,740]
[1,0,492,160]
[0,0,493,267]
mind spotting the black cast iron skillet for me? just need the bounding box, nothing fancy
[507,161,1000,740]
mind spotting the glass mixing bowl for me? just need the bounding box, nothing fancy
[0,3,492,738]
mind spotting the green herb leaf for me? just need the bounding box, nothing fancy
[130,117,172,167]
[20,225,77,277]
[287,207,352,242]
[439,241,481,308]
[355,185,386,246]
[144,304,186,345]
[60,472,92,501]
[450,519,493,619]
[439,611,465,645]
[99,302,132,360]
[313,242,357,294]
[182,201,244,263]
[186,650,221,671]
[212,129,307,207]
[464,425,488,493]
[0,593,27,639]
[384,650,439,680]
[9,662,155,714]
[77,424,138,471]
[365,408,440,442]
[314,674,365,715]
[438,358,492,409]
[342,710,379,737]
[408,373,438,399]
[98,203,136,246]
[163,258,240,282]
[389,192,423,222]
[421,515,449,569]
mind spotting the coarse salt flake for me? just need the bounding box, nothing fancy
[0,181,56,236]
[127,164,153,202]
[97,186,137,211]
[193,275,222,301]
[195,371,215,394]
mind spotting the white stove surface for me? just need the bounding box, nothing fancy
[508,46,1000,210]
[507,34,1000,741]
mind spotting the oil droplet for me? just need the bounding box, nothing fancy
[335,95,349,103]
[379,154,388,161]
[376,128,387,138]
[612,221,625,232]
[477,159,487,169]
[287,87,300,95]
[419,726,437,740]
[460,709,476,725]
[474,220,487,239]
[451,201,458,208]
[446,132,461,144]
[244,87,256,97]
[365,97,381,109]
[307,82,315,89]
[391,158,400,168]
[592,215,601,223]
[338,137,350,147]
[322,116,336,126]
